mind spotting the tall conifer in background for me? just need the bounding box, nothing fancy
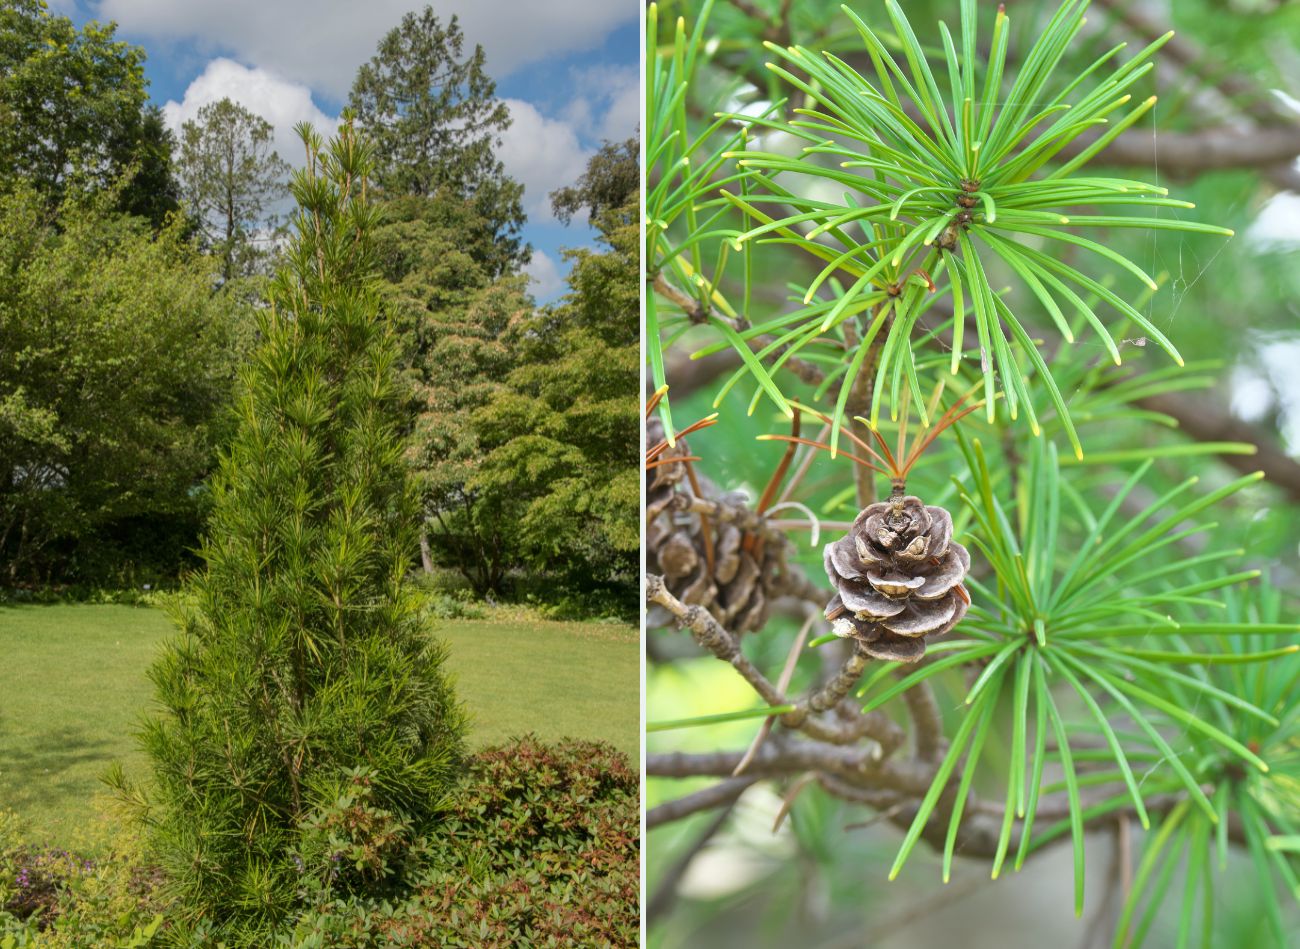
[128,118,466,945]
[350,7,527,277]
[176,97,291,281]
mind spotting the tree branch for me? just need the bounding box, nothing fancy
[651,272,827,388]
[646,799,740,925]
[648,737,882,780]
[1093,0,1290,127]
[900,676,946,762]
[1137,391,1300,503]
[647,777,758,830]
[647,572,899,747]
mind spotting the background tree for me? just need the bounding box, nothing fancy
[0,183,240,586]
[368,191,528,593]
[117,105,184,227]
[646,1,1300,945]
[127,121,466,945]
[471,137,641,605]
[176,97,291,281]
[381,140,640,607]
[0,0,181,227]
[349,7,527,277]
[550,135,639,227]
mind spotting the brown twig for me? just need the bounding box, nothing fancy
[901,675,946,762]
[1094,0,1289,127]
[646,777,758,830]
[646,797,742,925]
[734,609,816,775]
[647,574,894,746]
[648,737,883,780]
[1137,391,1300,504]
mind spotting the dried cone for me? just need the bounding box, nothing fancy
[823,491,970,662]
[647,415,689,521]
[647,417,783,634]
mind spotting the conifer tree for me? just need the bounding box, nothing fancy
[129,118,466,945]
[176,97,291,280]
[349,7,527,277]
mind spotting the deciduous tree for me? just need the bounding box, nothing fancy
[470,138,640,603]
[0,184,239,585]
[371,191,530,592]
[0,0,181,227]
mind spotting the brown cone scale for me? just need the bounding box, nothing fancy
[823,492,970,662]
[646,417,787,634]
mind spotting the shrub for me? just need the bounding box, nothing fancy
[409,573,487,620]
[0,811,165,948]
[289,737,640,948]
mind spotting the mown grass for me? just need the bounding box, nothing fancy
[0,603,638,846]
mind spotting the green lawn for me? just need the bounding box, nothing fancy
[0,603,638,846]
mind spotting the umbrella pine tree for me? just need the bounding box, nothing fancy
[129,119,466,944]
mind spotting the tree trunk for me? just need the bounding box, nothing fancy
[419,527,434,574]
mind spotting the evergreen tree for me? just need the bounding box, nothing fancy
[176,97,291,281]
[115,105,184,228]
[550,135,638,228]
[349,8,527,277]
[130,119,466,945]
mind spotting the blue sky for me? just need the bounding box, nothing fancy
[55,0,639,302]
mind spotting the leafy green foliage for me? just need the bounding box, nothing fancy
[175,97,291,281]
[384,139,639,609]
[350,7,527,278]
[126,121,467,946]
[0,0,180,227]
[3,737,638,947]
[0,811,165,948]
[374,191,528,594]
[551,136,639,227]
[289,737,639,948]
[470,138,640,604]
[0,184,241,585]
[117,106,183,230]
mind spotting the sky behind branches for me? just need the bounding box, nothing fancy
[57,0,639,302]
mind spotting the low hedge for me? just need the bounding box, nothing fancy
[1,737,639,948]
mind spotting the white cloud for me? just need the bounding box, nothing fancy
[599,77,640,143]
[161,58,338,168]
[562,65,639,143]
[95,0,634,101]
[523,249,566,302]
[498,98,591,222]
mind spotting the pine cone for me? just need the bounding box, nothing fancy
[646,418,784,634]
[823,493,970,662]
[647,415,688,521]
